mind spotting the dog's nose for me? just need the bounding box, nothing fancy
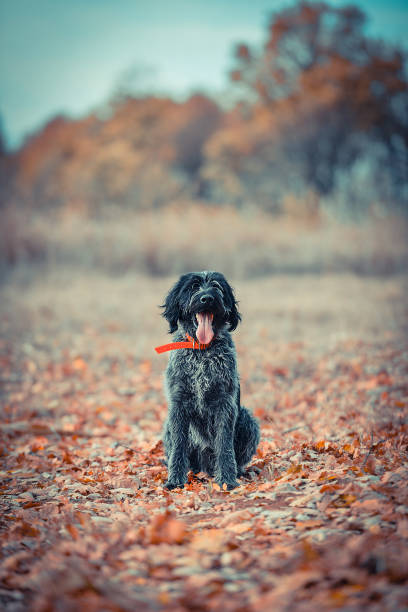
[200,294,214,305]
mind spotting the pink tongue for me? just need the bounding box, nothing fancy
[196,313,214,344]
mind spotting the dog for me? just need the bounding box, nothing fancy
[156,271,260,490]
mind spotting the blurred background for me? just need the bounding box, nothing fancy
[1,6,408,608]
[0,0,407,281]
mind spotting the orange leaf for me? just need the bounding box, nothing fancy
[146,511,188,545]
[332,494,357,507]
[191,529,226,553]
[66,524,79,540]
[72,357,87,371]
[320,484,341,493]
[227,522,252,534]
[17,522,40,537]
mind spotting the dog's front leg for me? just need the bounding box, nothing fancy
[165,401,189,489]
[214,397,239,490]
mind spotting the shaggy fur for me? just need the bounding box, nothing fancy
[160,271,260,490]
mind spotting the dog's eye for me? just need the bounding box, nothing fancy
[192,282,200,291]
[211,282,223,294]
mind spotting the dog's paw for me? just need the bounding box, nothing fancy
[216,480,240,491]
[164,480,185,490]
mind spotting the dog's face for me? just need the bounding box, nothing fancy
[162,271,241,342]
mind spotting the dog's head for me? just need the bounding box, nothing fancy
[161,271,241,343]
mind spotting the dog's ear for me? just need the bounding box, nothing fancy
[161,275,187,333]
[220,276,241,332]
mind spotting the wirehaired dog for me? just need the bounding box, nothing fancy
[156,271,260,490]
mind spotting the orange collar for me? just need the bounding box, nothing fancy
[155,333,212,354]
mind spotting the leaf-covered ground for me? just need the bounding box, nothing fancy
[1,272,408,611]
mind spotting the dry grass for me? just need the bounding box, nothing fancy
[0,206,47,267]
[1,201,407,281]
[1,268,407,368]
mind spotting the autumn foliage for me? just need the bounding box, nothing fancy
[1,2,407,216]
[212,2,408,206]
[1,273,408,610]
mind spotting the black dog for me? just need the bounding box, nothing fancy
[157,271,260,490]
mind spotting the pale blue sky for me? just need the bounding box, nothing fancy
[0,0,407,149]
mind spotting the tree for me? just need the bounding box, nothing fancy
[204,1,408,207]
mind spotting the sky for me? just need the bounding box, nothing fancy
[0,0,407,150]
